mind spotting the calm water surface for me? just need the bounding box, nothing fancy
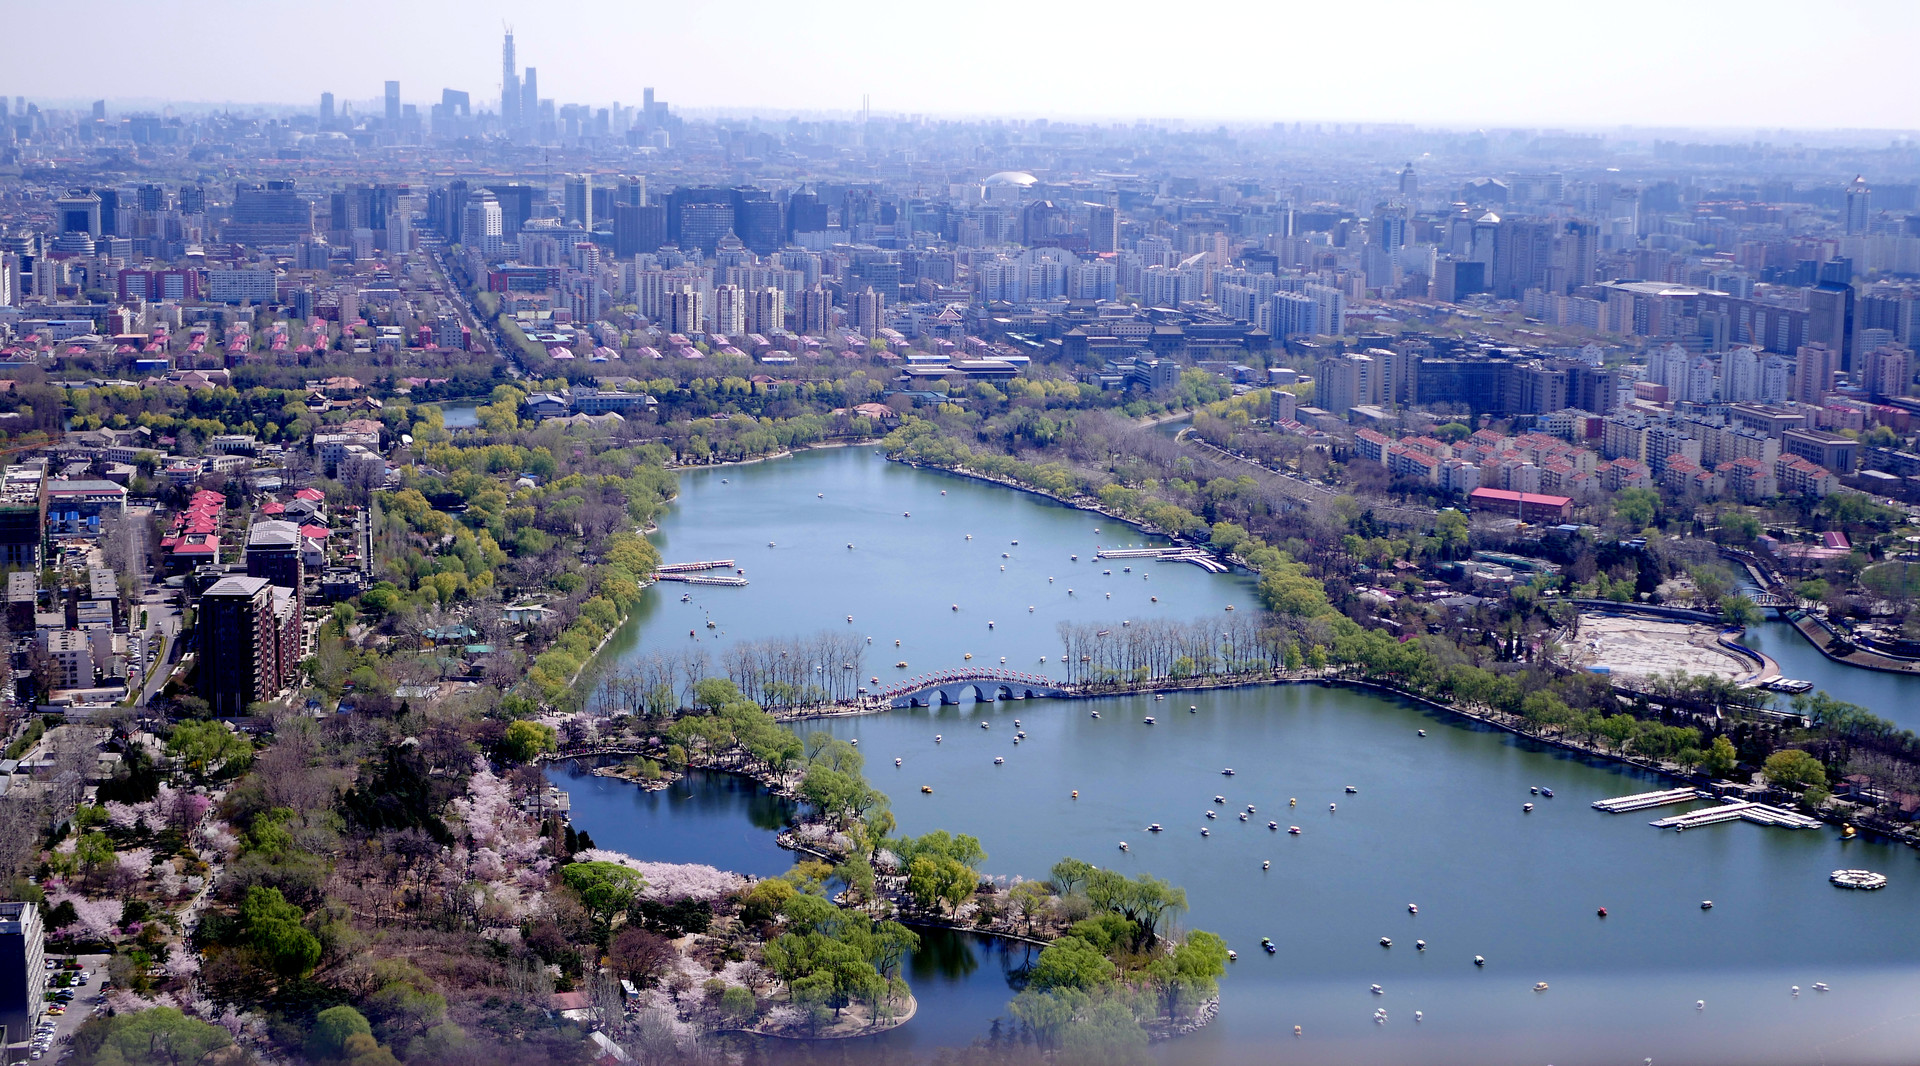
[553,450,1920,1065]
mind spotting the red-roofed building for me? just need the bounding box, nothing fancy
[1468,487,1572,522]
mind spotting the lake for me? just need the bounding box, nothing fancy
[553,449,1920,1065]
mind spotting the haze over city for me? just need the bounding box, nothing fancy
[8,0,1920,129]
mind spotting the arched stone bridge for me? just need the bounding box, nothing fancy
[872,668,1073,709]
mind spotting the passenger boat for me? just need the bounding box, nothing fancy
[994,757,1004,765]
[921,785,932,793]
[1830,869,1888,889]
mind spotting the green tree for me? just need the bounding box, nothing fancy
[311,1005,374,1058]
[1612,487,1658,529]
[501,720,557,762]
[69,1007,233,1066]
[1029,936,1117,992]
[243,886,323,979]
[1719,594,1761,628]
[168,720,253,778]
[1701,735,1739,779]
[1762,749,1827,793]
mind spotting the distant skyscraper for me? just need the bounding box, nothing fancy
[520,68,538,132]
[384,80,400,125]
[1399,163,1418,198]
[501,30,519,127]
[564,174,592,228]
[320,92,334,124]
[1845,176,1871,235]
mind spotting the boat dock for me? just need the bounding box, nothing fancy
[657,559,736,573]
[1094,547,1229,573]
[655,573,749,586]
[1649,799,1824,831]
[1591,788,1707,813]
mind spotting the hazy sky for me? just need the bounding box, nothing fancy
[10,0,1920,129]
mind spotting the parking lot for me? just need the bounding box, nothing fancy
[14,953,108,1063]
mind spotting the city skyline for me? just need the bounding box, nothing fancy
[8,0,1920,130]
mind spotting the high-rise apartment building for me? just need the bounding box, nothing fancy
[797,286,832,335]
[198,576,299,716]
[0,901,46,1047]
[745,287,785,335]
[850,287,885,336]
[712,284,747,336]
[1316,351,1381,417]
[1794,342,1840,405]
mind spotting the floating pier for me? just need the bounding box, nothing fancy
[1094,547,1228,573]
[1648,799,1823,831]
[656,559,737,573]
[655,573,749,586]
[1591,788,1707,813]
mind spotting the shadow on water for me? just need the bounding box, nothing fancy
[545,762,801,878]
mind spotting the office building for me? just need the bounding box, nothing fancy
[0,902,46,1047]
[55,190,103,237]
[384,80,401,125]
[320,92,334,124]
[228,181,313,245]
[501,30,519,127]
[564,174,592,228]
[614,202,666,256]
[1845,176,1871,236]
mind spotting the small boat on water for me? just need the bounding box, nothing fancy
[1071,554,1078,561]
[1813,983,1829,991]
[1474,955,1485,966]
[1118,841,1128,851]
[964,653,973,660]
[980,720,989,728]
[1090,711,1100,719]
[680,594,690,602]
[1370,985,1385,995]
[903,512,911,517]
[1206,810,1218,820]
[1103,569,1112,575]
[921,785,933,793]
[1418,729,1426,736]
[1223,768,1235,776]
[1226,950,1236,961]
[934,735,942,742]
[1415,940,1425,950]
[1200,828,1211,837]
[1288,826,1301,835]
[1534,982,1549,992]
[1144,716,1156,724]
[895,758,902,766]
[1530,787,1539,795]
[1148,823,1163,832]
[1262,861,1270,870]
[1380,938,1393,948]
[1268,821,1279,830]
[1408,903,1418,914]
[1264,940,1276,952]
[1214,795,1226,803]
[1700,900,1714,910]
[1246,804,1257,813]
[1155,694,1166,701]
[1239,812,1249,821]
[994,757,1004,765]
[896,661,909,668]
[1345,786,1358,794]
[1541,788,1554,797]
[1524,803,1534,812]
[1329,803,1337,812]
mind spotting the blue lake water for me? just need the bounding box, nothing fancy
[552,449,1920,1065]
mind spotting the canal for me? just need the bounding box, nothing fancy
[552,448,1920,1065]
